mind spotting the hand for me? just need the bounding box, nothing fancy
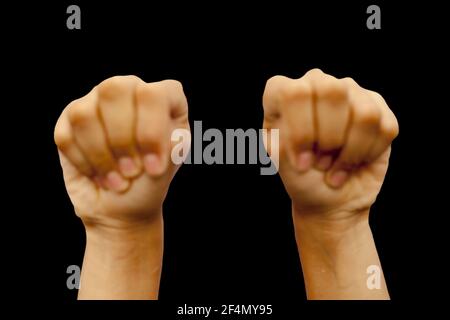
[54,76,190,229]
[263,69,398,221]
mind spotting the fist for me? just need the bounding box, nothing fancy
[54,76,190,226]
[263,69,399,216]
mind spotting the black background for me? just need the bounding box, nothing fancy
[7,0,446,316]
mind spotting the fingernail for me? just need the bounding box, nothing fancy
[105,171,129,192]
[317,155,333,171]
[329,170,348,188]
[118,157,139,177]
[296,151,313,171]
[144,153,164,175]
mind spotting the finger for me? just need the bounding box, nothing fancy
[135,81,172,176]
[163,79,189,122]
[309,74,350,171]
[262,75,289,123]
[327,81,381,188]
[279,78,315,172]
[365,91,399,162]
[166,80,190,168]
[68,90,129,192]
[54,108,94,177]
[98,75,142,178]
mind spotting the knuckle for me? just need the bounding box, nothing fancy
[98,75,139,99]
[369,90,385,103]
[278,80,312,105]
[341,77,360,90]
[305,68,324,78]
[266,75,288,88]
[382,118,399,141]
[316,79,348,102]
[67,100,96,125]
[54,124,72,149]
[353,103,381,125]
[341,77,357,85]
[136,82,166,103]
[264,75,289,106]
[264,75,290,94]
[264,75,288,102]
[162,79,183,92]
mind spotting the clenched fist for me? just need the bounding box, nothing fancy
[263,69,399,218]
[263,69,398,299]
[54,76,190,228]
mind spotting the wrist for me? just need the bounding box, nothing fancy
[292,204,373,258]
[84,214,163,254]
[292,204,370,239]
[81,205,163,239]
[292,204,388,299]
[79,212,164,299]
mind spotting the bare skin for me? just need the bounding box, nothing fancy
[54,76,190,299]
[263,69,398,299]
[55,69,398,300]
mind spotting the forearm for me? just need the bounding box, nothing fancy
[293,207,389,300]
[78,215,164,300]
